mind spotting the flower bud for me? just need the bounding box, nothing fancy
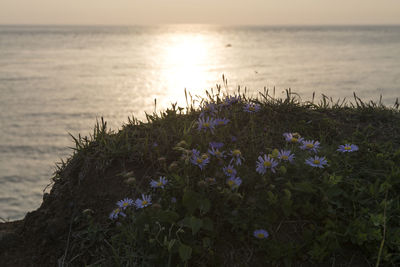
[168,161,179,171]
[152,203,162,209]
[197,180,207,187]
[158,157,166,163]
[124,177,136,185]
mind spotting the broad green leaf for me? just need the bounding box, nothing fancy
[293,182,317,193]
[199,198,211,214]
[202,217,214,231]
[267,191,278,204]
[179,243,192,262]
[157,210,179,223]
[183,190,200,214]
[325,187,343,198]
[190,216,203,235]
[202,237,212,248]
[182,190,211,214]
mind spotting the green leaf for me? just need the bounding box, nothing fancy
[179,243,192,262]
[267,191,278,204]
[279,165,287,174]
[202,237,212,248]
[202,217,214,231]
[293,182,317,193]
[182,190,211,214]
[282,198,293,216]
[370,213,384,227]
[283,189,291,199]
[325,187,343,198]
[199,198,211,214]
[190,216,203,235]
[183,190,201,214]
[157,210,179,223]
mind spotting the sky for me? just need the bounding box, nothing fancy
[0,0,399,25]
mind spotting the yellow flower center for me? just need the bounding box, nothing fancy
[218,121,224,125]
[142,200,148,205]
[257,233,264,238]
[123,202,129,207]
[293,133,300,138]
[233,150,241,156]
[227,169,233,174]
[313,160,320,165]
[115,208,120,213]
[249,106,255,111]
[203,123,210,128]
[282,155,288,160]
[215,151,221,156]
[344,146,351,150]
[197,158,203,164]
[202,154,208,160]
[157,181,163,186]
[228,180,235,187]
[263,161,272,167]
[306,143,314,149]
[291,138,298,143]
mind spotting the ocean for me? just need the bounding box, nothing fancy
[0,25,399,220]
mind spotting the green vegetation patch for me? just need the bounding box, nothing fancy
[60,89,400,266]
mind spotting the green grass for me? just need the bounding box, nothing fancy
[56,88,400,266]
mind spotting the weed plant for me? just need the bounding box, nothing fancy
[61,85,400,266]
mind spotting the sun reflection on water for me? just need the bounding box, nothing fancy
[159,33,215,106]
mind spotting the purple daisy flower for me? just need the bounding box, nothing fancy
[226,176,242,189]
[215,118,230,126]
[283,132,304,143]
[337,144,359,153]
[135,194,152,209]
[109,208,126,220]
[256,154,279,174]
[229,149,244,165]
[197,116,216,133]
[253,229,269,239]
[305,156,328,168]
[243,103,261,113]
[208,147,225,159]
[209,141,224,149]
[223,164,237,177]
[116,198,134,209]
[300,140,320,153]
[277,150,295,163]
[190,151,210,170]
[191,148,200,157]
[200,102,218,117]
[224,95,241,106]
[150,176,168,189]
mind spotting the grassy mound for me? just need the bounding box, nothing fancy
[1,89,400,266]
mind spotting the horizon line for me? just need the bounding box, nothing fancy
[1,23,400,27]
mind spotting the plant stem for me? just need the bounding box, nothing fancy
[375,189,388,267]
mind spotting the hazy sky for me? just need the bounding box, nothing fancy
[1,0,399,25]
